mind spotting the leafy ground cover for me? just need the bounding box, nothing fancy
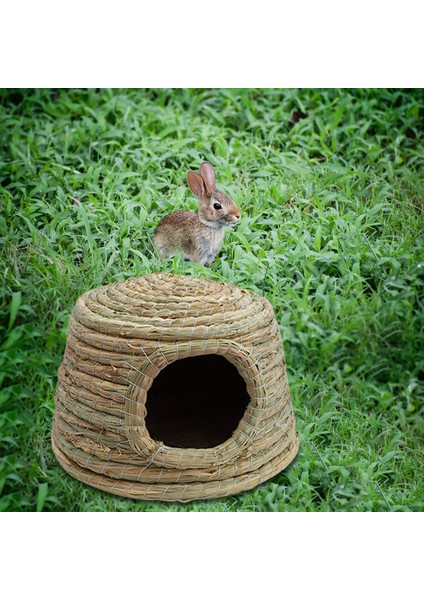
[0,88,423,511]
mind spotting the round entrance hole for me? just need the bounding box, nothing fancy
[145,355,251,449]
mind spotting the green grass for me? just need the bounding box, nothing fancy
[0,88,423,512]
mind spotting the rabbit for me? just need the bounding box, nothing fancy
[152,161,241,266]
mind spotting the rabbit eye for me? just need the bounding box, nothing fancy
[213,203,222,210]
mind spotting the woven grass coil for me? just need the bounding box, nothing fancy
[52,273,299,502]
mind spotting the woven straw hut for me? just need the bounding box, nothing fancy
[52,273,299,502]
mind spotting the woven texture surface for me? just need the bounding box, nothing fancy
[52,273,299,502]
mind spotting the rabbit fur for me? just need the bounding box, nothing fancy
[152,162,240,266]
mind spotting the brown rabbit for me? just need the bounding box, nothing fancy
[152,162,241,266]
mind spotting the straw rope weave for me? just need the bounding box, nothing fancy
[52,273,299,502]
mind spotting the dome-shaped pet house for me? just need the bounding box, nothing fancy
[52,273,299,502]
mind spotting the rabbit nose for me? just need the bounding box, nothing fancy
[234,214,240,220]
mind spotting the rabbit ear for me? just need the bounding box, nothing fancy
[187,171,206,198]
[199,162,216,194]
